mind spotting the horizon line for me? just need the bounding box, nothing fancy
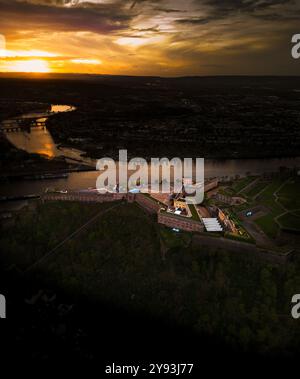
[0,72,300,80]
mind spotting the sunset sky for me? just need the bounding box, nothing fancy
[0,0,299,76]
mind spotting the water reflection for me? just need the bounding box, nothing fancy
[0,157,299,197]
[1,103,300,198]
[50,105,73,113]
[6,126,58,158]
[3,104,78,159]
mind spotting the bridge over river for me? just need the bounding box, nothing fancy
[0,105,75,133]
[1,117,47,132]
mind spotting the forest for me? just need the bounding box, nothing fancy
[1,200,300,360]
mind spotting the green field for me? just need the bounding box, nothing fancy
[218,187,235,196]
[189,203,200,221]
[278,178,300,199]
[277,213,300,231]
[277,178,300,210]
[255,214,279,239]
[254,179,286,238]
[234,201,253,213]
[245,181,269,198]
[258,180,285,216]
[231,176,257,193]
[253,177,300,238]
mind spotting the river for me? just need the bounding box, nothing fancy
[1,104,300,196]
[3,104,95,166]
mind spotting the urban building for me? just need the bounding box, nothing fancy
[173,197,188,210]
[217,208,237,233]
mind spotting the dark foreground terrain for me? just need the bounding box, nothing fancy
[1,200,300,370]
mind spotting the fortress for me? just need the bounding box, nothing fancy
[42,178,219,234]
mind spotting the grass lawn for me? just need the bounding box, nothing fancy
[245,181,269,198]
[218,187,235,196]
[255,214,279,239]
[189,204,200,221]
[277,213,300,231]
[277,178,300,210]
[231,176,257,193]
[258,179,285,216]
[254,177,300,237]
[254,180,285,239]
[234,201,253,213]
[278,178,300,199]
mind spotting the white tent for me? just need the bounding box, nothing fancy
[202,218,223,232]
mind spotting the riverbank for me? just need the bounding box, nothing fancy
[0,133,72,173]
[0,101,98,180]
[0,131,95,177]
[0,134,96,179]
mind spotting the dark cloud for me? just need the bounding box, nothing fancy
[152,7,184,13]
[0,0,133,34]
[130,0,162,10]
[201,0,292,13]
[175,0,296,25]
[176,17,212,25]
[132,26,160,32]
[0,0,299,75]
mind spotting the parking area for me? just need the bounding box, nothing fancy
[238,205,269,221]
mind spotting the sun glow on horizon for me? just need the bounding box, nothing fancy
[8,59,50,73]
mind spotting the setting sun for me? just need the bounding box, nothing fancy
[9,59,50,73]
